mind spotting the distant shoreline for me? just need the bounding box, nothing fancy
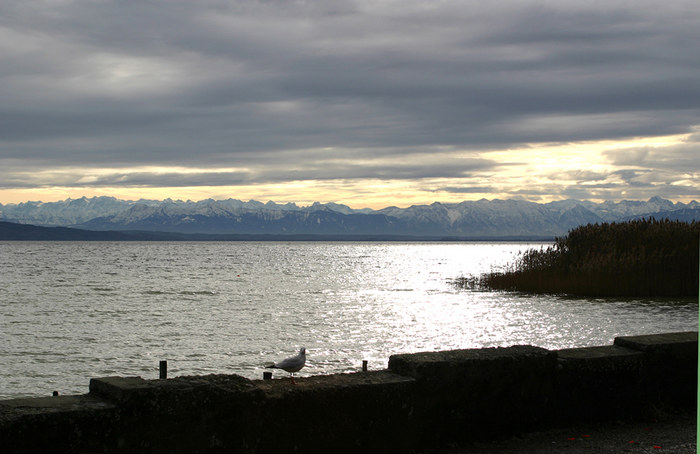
[0,221,555,242]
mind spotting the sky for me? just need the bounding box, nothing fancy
[1,0,699,209]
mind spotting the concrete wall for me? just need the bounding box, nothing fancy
[0,331,696,453]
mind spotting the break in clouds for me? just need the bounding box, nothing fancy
[0,0,699,202]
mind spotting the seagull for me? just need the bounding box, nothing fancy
[266,347,306,384]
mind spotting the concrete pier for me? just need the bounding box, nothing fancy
[0,331,696,453]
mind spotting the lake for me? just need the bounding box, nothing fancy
[1,241,697,399]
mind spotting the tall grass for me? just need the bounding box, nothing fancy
[458,218,699,297]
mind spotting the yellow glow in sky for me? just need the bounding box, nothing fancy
[0,134,696,209]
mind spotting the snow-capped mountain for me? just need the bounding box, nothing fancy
[0,196,159,225]
[1,196,698,237]
[76,201,402,235]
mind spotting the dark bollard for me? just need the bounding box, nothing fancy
[263,371,273,380]
[160,360,167,379]
[362,360,368,372]
[52,391,59,397]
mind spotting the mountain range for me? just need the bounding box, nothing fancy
[1,196,699,239]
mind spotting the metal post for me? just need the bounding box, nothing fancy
[160,360,167,379]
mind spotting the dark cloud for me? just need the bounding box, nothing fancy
[603,142,700,173]
[0,0,699,200]
[560,183,700,201]
[0,153,498,189]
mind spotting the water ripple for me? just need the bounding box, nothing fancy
[0,241,696,399]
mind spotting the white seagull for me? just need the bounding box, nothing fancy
[266,347,306,384]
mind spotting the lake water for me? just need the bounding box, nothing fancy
[1,241,697,399]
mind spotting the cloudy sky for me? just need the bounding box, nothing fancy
[1,0,699,208]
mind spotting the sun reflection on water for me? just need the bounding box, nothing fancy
[1,241,697,399]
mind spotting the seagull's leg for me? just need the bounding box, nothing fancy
[290,373,296,385]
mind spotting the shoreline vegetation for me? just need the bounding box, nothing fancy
[456,218,700,297]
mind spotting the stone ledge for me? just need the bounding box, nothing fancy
[254,370,417,454]
[388,345,558,443]
[0,394,113,414]
[90,374,264,407]
[554,345,646,421]
[388,345,555,379]
[614,331,698,352]
[556,345,644,371]
[0,394,119,454]
[253,370,415,399]
[557,345,642,360]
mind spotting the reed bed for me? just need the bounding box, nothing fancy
[457,218,700,297]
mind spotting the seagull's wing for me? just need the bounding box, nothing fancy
[274,352,306,372]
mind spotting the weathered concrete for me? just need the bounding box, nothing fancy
[0,395,118,453]
[89,374,266,453]
[389,345,557,443]
[0,332,697,453]
[555,345,645,421]
[254,371,417,453]
[614,331,698,352]
[615,331,698,410]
